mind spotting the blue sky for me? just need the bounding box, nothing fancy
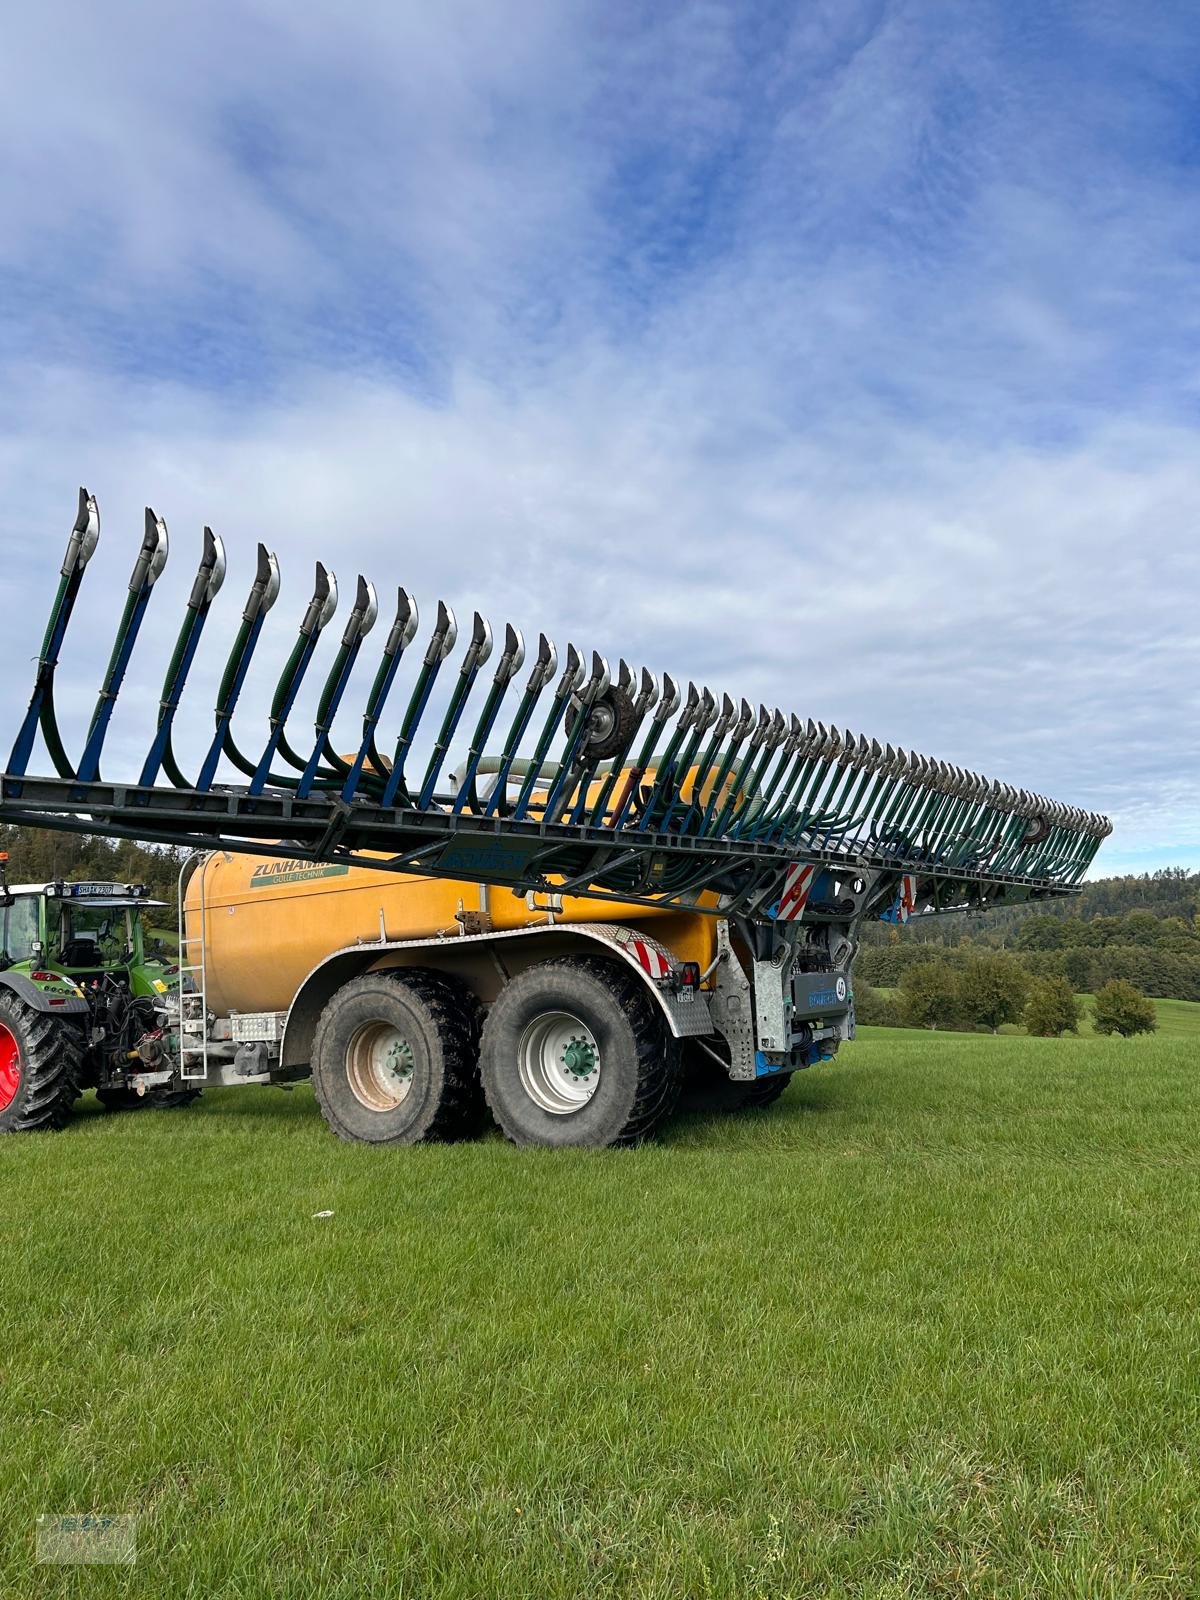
[1,0,1197,875]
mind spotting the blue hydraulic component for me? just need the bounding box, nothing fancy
[340,588,419,804]
[248,564,338,797]
[296,576,378,800]
[379,601,458,809]
[196,544,281,792]
[140,527,227,787]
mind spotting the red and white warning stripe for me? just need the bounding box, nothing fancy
[629,937,672,981]
[777,861,816,922]
[896,874,918,923]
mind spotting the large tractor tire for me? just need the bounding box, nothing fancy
[96,1086,203,1113]
[311,968,486,1145]
[480,956,681,1148]
[0,994,83,1134]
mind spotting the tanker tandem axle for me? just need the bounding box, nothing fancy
[0,838,860,1147]
[0,490,1111,1147]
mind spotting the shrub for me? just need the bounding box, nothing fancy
[898,961,963,1031]
[956,953,1030,1034]
[1091,979,1157,1038]
[1094,972,1158,1036]
[852,979,902,1029]
[1024,976,1083,1037]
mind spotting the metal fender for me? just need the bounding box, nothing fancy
[280,922,714,1071]
[0,969,90,1017]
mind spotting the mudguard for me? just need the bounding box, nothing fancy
[0,969,89,1017]
[278,922,714,1072]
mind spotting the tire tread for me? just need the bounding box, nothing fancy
[0,996,82,1133]
[481,955,681,1148]
[311,967,485,1144]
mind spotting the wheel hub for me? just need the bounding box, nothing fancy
[346,1021,416,1112]
[562,1037,597,1078]
[517,1011,602,1115]
[586,702,616,744]
[385,1038,415,1083]
[0,1022,20,1112]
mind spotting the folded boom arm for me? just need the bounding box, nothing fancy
[1,491,1111,924]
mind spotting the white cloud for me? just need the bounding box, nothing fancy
[1,357,1195,875]
[0,1,1197,875]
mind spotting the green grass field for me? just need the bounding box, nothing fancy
[3,1028,1199,1598]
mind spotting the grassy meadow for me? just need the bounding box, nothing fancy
[2,1022,1198,1598]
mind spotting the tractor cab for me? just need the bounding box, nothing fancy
[42,882,167,979]
[0,867,173,999]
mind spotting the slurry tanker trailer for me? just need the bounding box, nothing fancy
[0,491,1110,1147]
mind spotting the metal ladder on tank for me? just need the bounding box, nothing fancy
[176,850,212,1082]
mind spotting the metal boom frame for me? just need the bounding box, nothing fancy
[1,491,1112,923]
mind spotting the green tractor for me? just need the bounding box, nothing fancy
[0,858,189,1132]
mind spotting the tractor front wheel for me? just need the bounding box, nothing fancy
[0,995,82,1134]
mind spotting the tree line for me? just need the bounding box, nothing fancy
[0,825,185,930]
[859,867,1198,948]
[858,869,1200,1003]
[855,953,1156,1039]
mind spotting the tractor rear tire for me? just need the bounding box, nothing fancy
[0,995,83,1134]
[480,956,681,1148]
[311,968,486,1145]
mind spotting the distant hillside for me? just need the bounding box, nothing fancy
[858,869,1200,1002]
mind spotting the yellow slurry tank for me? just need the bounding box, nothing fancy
[170,751,857,1151]
[185,852,719,1019]
[174,754,856,1150]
